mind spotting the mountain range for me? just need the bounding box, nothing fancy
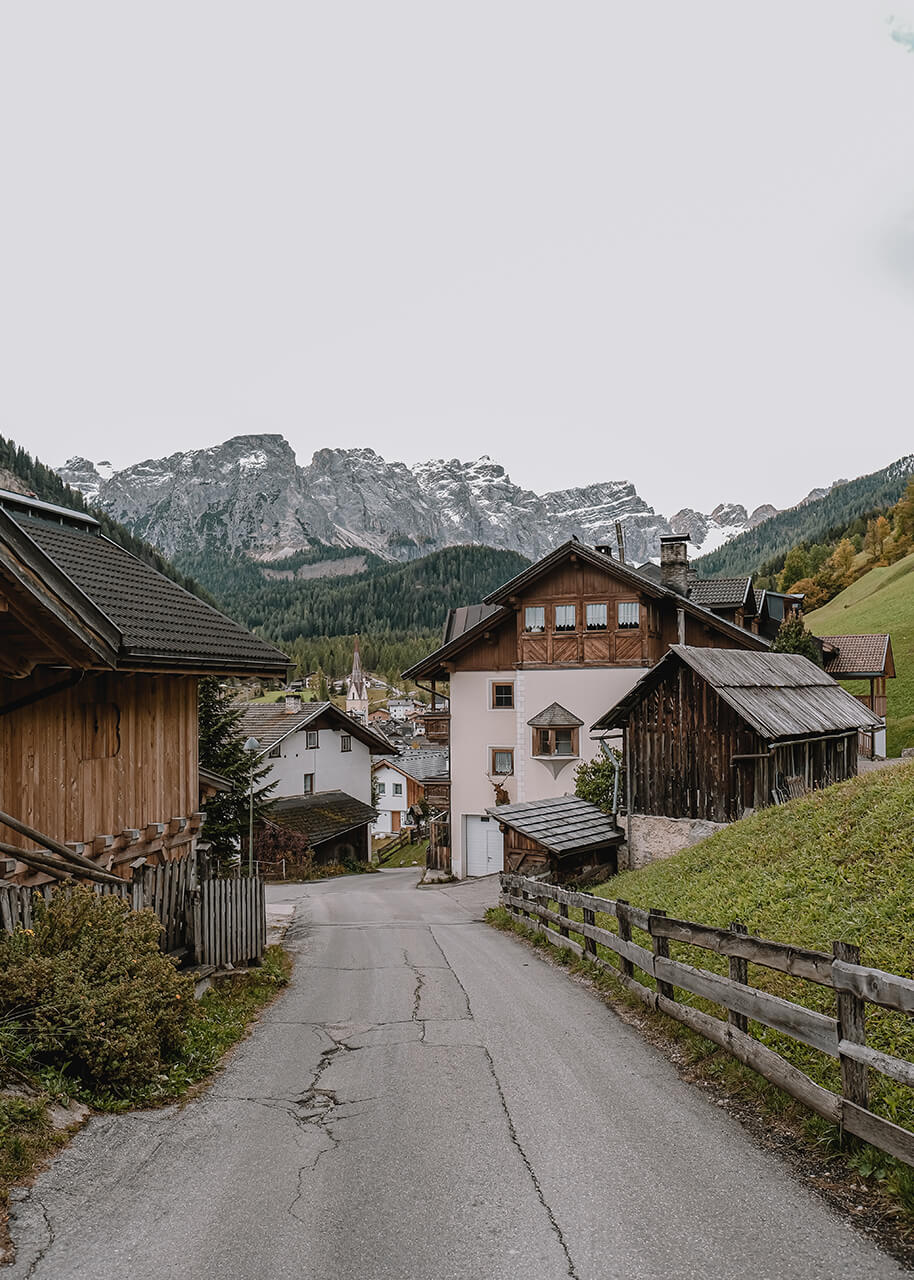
[58,433,802,569]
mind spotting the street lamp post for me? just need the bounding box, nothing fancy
[243,736,260,876]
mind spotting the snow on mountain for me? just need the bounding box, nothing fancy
[57,434,775,567]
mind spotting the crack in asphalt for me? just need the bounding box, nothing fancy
[427,925,582,1280]
[21,1197,53,1280]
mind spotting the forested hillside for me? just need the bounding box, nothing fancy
[696,454,914,578]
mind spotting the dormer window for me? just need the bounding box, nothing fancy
[554,605,576,633]
[527,702,584,776]
[524,606,545,633]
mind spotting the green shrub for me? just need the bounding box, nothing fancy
[0,889,193,1097]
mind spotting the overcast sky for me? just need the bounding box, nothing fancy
[2,2,914,516]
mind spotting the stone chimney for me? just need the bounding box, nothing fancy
[659,534,691,596]
[284,693,301,714]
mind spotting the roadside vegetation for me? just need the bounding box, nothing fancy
[0,889,290,1251]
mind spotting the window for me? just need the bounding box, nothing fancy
[303,773,314,794]
[306,729,319,749]
[555,604,576,632]
[617,601,640,629]
[524,606,545,633]
[268,744,281,759]
[491,748,514,776]
[586,602,608,631]
[533,727,579,757]
[340,734,352,752]
[492,683,514,708]
[393,782,403,796]
[377,782,386,795]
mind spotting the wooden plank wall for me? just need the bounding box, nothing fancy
[0,671,198,849]
[502,873,914,1170]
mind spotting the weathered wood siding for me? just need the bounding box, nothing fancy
[0,670,198,848]
[628,663,762,823]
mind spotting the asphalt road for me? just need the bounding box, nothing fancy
[8,870,908,1280]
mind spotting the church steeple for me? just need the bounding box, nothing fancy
[346,635,369,721]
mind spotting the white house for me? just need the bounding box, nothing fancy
[403,538,768,878]
[371,750,449,837]
[387,697,418,722]
[236,696,394,804]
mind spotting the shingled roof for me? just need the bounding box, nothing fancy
[236,700,395,753]
[487,795,622,855]
[689,578,755,611]
[818,635,895,680]
[594,646,881,740]
[379,750,449,782]
[267,791,377,847]
[6,505,289,676]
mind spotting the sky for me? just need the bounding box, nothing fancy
[2,2,914,517]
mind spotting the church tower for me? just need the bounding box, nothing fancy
[346,635,369,722]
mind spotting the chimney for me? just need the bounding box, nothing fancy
[659,534,691,596]
[284,694,301,714]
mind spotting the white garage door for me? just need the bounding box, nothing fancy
[465,815,504,877]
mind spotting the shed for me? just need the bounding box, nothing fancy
[266,791,377,864]
[593,646,881,825]
[486,794,622,882]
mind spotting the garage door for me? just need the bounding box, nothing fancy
[465,815,504,877]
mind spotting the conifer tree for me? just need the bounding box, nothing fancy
[198,679,276,862]
[771,614,823,667]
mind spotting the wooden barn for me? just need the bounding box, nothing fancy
[0,490,289,882]
[486,795,622,882]
[593,646,882,827]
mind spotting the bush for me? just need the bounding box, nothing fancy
[0,889,193,1097]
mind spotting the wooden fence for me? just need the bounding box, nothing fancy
[501,871,914,1169]
[0,861,266,970]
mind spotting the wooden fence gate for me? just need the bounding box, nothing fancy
[193,874,266,968]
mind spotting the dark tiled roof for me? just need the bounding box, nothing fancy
[236,699,395,752]
[381,750,449,782]
[527,702,584,728]
[487,795,622,855]
[818,635,892,679]
[443,603,501,644]
[594,646,881,739]
[690,578,753,610]
[267,791,377,846]
[13,515,289,674]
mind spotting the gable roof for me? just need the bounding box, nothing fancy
[527,702,584,728]
[689,578,755,611]
[818,634,895,680]
[4,506,289,676]
[593,645,881,740]
[236,699,396,753]
[267,791,377,847]
[487,794,622,856]
[374,750,450,783]
[404,539,768,680]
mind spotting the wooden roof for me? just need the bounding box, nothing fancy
[487,795,622,855]
[527,702,584,728]
[594,646,882,740]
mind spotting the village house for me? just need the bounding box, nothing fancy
[264,791,378,866]
[404,535,769,879]
[818,633,895,759]
[235,695,394,805]
[592,646,881,868]
[371,749,450,837]
[0,489,290,882]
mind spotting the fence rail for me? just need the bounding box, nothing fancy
[1,860,266,970]
[501,872,914,1169]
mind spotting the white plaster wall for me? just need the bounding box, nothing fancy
[370,762,409,834]
[449,666,643,878]
[262,726,374,803]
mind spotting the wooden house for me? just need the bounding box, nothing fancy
[0,490,289,882]
[817,634,895,759]
[404,536,768,879]
[486,794,621,882]
[593,646,881,866]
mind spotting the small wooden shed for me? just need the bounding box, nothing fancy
[593,646,881,824]
[487,794,622,882]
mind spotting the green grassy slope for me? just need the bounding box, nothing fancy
[806,551,914,757]
[599,763,914,1129]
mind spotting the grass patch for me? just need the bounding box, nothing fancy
[378,838,428,869]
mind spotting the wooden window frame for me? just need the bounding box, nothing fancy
[491,682,514,709]
[586,602,608,631]
[491,747,514,776]
[377,781,386,795]
[393,782,403,796]
[340,734,352,752]
[306,729,320,749]
[617,601,640,630]
[554,604,576,633]
[303,772,315,794]
[532,727,579,758]
[524,605,545,633]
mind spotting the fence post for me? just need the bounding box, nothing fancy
[728,921,749,1033]
[651,908,674,1000]
[834,939,869,1112]
[559,900,570,939]
[616,899,633,977]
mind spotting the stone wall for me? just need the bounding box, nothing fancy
[622,814,728,870]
